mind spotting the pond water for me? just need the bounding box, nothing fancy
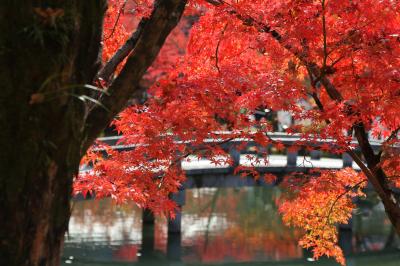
[62,187,400,266]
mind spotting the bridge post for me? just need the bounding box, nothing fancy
[342,152,353,167]
[338,217,353,256]
[287,149,298,167]
[229,147,241,168]
[140,209,155,261]
[168,188,186,234]
[167,227,182,261]
[167,188,185,261]
[310,150,322,160]
[142,208,155,225]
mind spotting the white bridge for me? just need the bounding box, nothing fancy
[95,132,386,186]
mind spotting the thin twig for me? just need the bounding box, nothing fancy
[215,23,228,73]
[385,127,400,144]
[325,179,367,225]
[103,0,128,41]
[321,0,328,72]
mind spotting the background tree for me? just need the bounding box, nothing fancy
[0,0,186,265]
[77,0,400,265]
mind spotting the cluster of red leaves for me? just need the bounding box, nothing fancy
[380,143,400,188]
[102,0,153,69]
[75,138,181,216]
[279,168,366,265]
[102,0,129,64]
[75,0,400,263]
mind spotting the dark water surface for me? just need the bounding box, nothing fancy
[62,187,400,266]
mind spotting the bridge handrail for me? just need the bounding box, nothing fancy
[96,132,390,152]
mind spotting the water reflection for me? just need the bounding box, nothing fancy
[63,187,399,265]
[181,188,302,263]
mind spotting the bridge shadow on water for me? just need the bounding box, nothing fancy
[63,186,400,266]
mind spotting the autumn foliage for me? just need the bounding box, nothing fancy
[74,0,400,265]
[279,168,367,264]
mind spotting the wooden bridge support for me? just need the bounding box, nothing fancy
[338,218,354,256]
[140,209,155,261]
[166,188,185,261]
[168,188,186,234]
[342,152,353,167]
[142,208,155,225]
[229,147,241,168]
[310,150,322,160]
[287,149,298,167]
[167,230,182,261]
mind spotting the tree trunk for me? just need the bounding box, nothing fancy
[353,126,400,235]
[0,0,187,264]
[0,1,106,265]
[0,146,80,265]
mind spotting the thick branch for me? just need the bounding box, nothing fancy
[97,18,147,83]
[385,126,400,144]
[83,0,187,151]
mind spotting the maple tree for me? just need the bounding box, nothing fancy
[0,0,399,265]
[74,0,400,265]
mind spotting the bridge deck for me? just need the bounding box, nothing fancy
[182,154,360,172]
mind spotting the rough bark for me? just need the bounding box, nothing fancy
[0,1,106,265]
[0,0,187,265]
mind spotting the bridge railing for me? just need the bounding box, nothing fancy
[80,132,396,236]
[92,132,392,176]
[97,132,385,151]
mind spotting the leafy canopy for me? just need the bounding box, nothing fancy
[74,0,400,264]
